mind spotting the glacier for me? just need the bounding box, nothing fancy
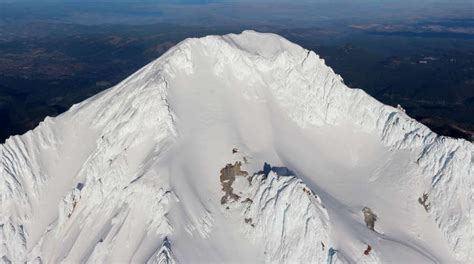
[1,30,473,263]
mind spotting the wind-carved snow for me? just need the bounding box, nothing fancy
[1,46,178,262]
[0,30,472,263]
[239,170,330,263]
[416,137,473,261]
[146,238,176,264]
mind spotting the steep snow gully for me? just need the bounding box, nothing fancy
[1,31,473,263]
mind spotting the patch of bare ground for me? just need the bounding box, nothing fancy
[244,218,255,227]
[364,245,372,255]
[219,161,249,204]
[362,207,377,231]
[418,192,431,211]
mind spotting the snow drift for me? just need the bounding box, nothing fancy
[1,30,473,263]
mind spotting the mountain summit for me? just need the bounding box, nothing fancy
[1,31,472,263]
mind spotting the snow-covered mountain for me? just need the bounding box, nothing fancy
[1,30,472,263]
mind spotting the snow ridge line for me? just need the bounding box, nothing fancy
[0,43,180,262]
[146,238,176,264]
[241,171,330,263]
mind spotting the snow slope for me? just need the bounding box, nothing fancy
[1,30,473,263]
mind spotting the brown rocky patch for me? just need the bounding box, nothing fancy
[362,207,377,231]
[219,161,248,204]
[418,192,431,212]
